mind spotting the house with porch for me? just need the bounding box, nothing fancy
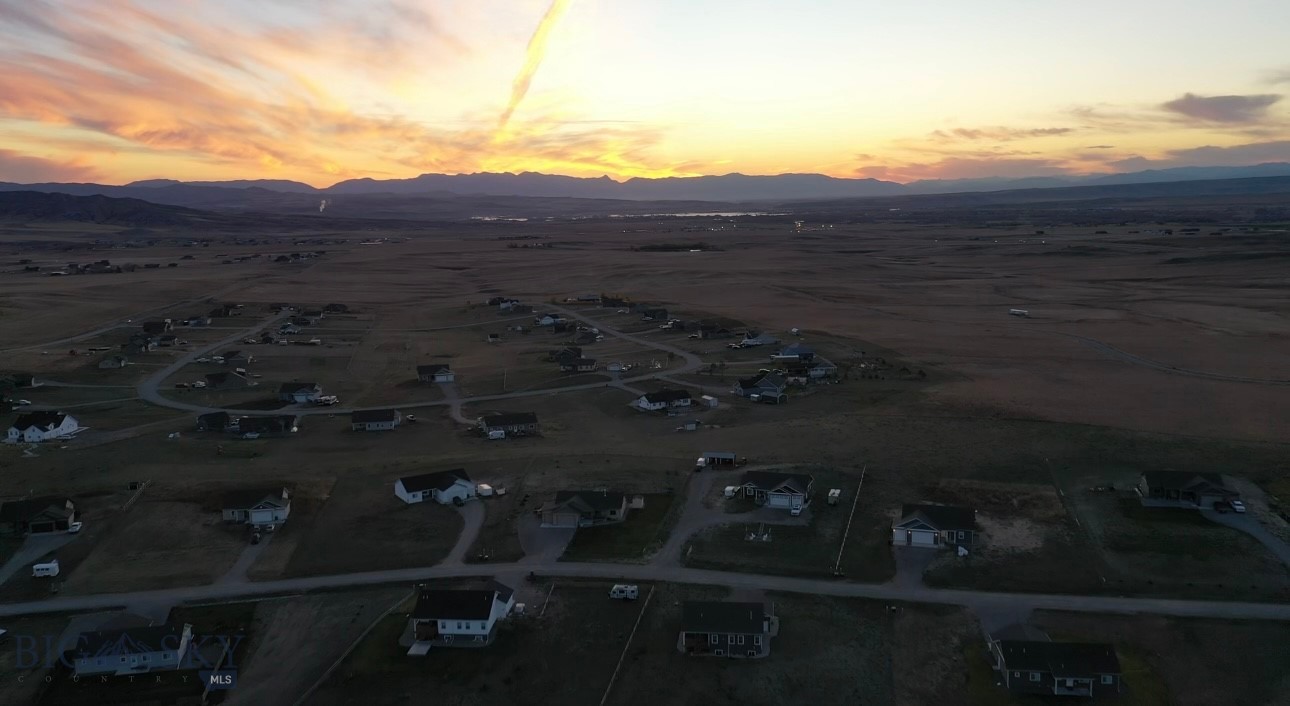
[196,411,233,433]
[539,490,632,528]
[559,358,598,373]
[395,469,474,505]
[737,471,813,513]
[479,413,539,436]
[416,364,455,383]
[733,371,788,401]
[1137,471,1239,509]
[71,623,194,677]
[351,409,402,432]
[0,496,76,536]
[988,638,1122,698]
[891,503,977,549]
[677,601,777,659]
[278,382,323,403]
[6,411,79,443]
[740,331,779,347]
[636,389,693,411]
[404,582,515,655]
[221,487,291,527]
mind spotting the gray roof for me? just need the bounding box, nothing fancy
[681,601,768,634]
[739,470,813,496]
[643,389,691,404]
[0,496,73,523]
[994,640,1121,676]
[9,411,69,432]
[417,364,451,375]
[399,469,471,493]
[221,487,288,510]
[1141,471,1232,494]
[546,490,626,513]
[352,409,399,424]
[412,588,502,621]
[897,504,976,532]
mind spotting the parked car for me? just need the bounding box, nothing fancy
[191,381,207,389]
[14,399,31,406]
[66,521,83,534]
[1230,500,1247,513]
[405,414,417,423]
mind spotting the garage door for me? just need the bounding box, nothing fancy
[29,522,55,534]
[767,494,792,509]
[905,529,937,547]
[544,512,580,528]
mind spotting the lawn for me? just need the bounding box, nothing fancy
[561,492,676,562]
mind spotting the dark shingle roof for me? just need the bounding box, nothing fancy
[411,588,500,620]
[739,470,813,495]
[9,412,69,432]
[278,382,320,394]
[399,469,471,493]
[643,389,691,404]
[351,409,399,424]
[417,364,451,376]
[1142,471,1230,493]
[0,496,73,523]
[221,487,288,510]
[549,490,626,513]
[480,412,538,428]
[74,624,187,657]
[995,640,1121,676]
[237,415,296,434]
[898,504,976,532]
[681,601,768,634]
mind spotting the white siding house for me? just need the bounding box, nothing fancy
[351,409,402,431]
[72,624,193,677]
[221,487,291,526]
[395,469,475,505]
[406,583,515,655]
[6,412,79,443]
[636,389,693,411]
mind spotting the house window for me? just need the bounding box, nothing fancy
[1030,672,1041,682]
[957,531,965,540]
[754,635,762,645]
[97,658,105,666]
[1101,675,1114,685]
[737,635,745,645]
[142,655,149,662]
[1013,672,1020,678]
[714,649,725,656]
[456,622,463,630]
[474,635,484,642]
[120,657,127,663]
[709,634,718,645]
[163,653,172,659]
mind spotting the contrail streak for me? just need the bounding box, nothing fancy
[496,0,574,133]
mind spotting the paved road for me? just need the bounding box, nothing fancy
[3,559,1289,621]
[1202,509,1290,568]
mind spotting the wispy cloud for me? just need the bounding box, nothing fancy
[928,126,1074,142]
[0,148,102,182]
[1160,92,1282,124]
[1109,140,1290,169]
[856,156,1070,182]
[1263,68,1290,86]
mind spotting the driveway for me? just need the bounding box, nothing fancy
[216,534,274,585]
[443,501,486,565]
[0,533,76,585]
[1202,509,1290,568]
[891,546,939,588]
[517,513,574,564]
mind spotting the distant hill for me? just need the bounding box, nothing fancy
[126,178,319,192]
[0,190,208,225]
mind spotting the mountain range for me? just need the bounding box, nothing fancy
[5,163,1290,205]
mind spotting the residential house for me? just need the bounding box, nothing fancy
[698,324,733,340]
[221,487,291,526]
[205,372,251,390]
[0,496,76,535]
[417,364,455,383]
[774,343,816,362]
[540,490,630,528]
[196,411,232,433]
[551,346,583,365]
[279,323,301,335]
[733,371,788,401]
[235,415,297,436]
[891,504,977,549]
[351,409,402,432]
[278,382,323,403]
[70,624,194,677]
[496,299,521,310]
[740,331,779,347]
[405,582,515,655]
[989,639,1122,698]
[6,412,79,443]
[809,358,838,379]
[141,320,172,335]
[535,313,563,327]
[559,358,598,373]
[486,333,501,343]
[157,334,178,347]
[208,305,236,319]
[182,314,211,327]
[300,310,324,324]
[677,601,776,659]
[640,307,668,321]
[97,355,129,369]
[220,350,253,366]
[636,389,693,411]
[486,296,515,306]
[395,469,474,505]
[738,471,814,513]
[478,413,539,436]
[1137,471,1239,509]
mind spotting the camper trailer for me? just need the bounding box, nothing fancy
[609,584,640,600]
[32,559,60,577]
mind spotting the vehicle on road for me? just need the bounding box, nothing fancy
[191,381,207,389]
[67,521,83,534]
[13,399,31,406]
[196,357,210,363]
[241,432,260,440]
[406,414,416,423]
[315,395,339,406]
[1231,500,1247,513]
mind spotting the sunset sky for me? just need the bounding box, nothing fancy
[1,0,1289,186]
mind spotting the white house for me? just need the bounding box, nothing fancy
[72,624,193,677]
[278,382,323,403]
[351,409,402,431]
[406,582,515,655]
[636,389,693,411]
[417,364,455,383]
[535,313,563,327]
[740,331,779,347]
[738,470,813,513]
[6,412,79,443]
[221,487,291,526]
[395,469,475,505]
